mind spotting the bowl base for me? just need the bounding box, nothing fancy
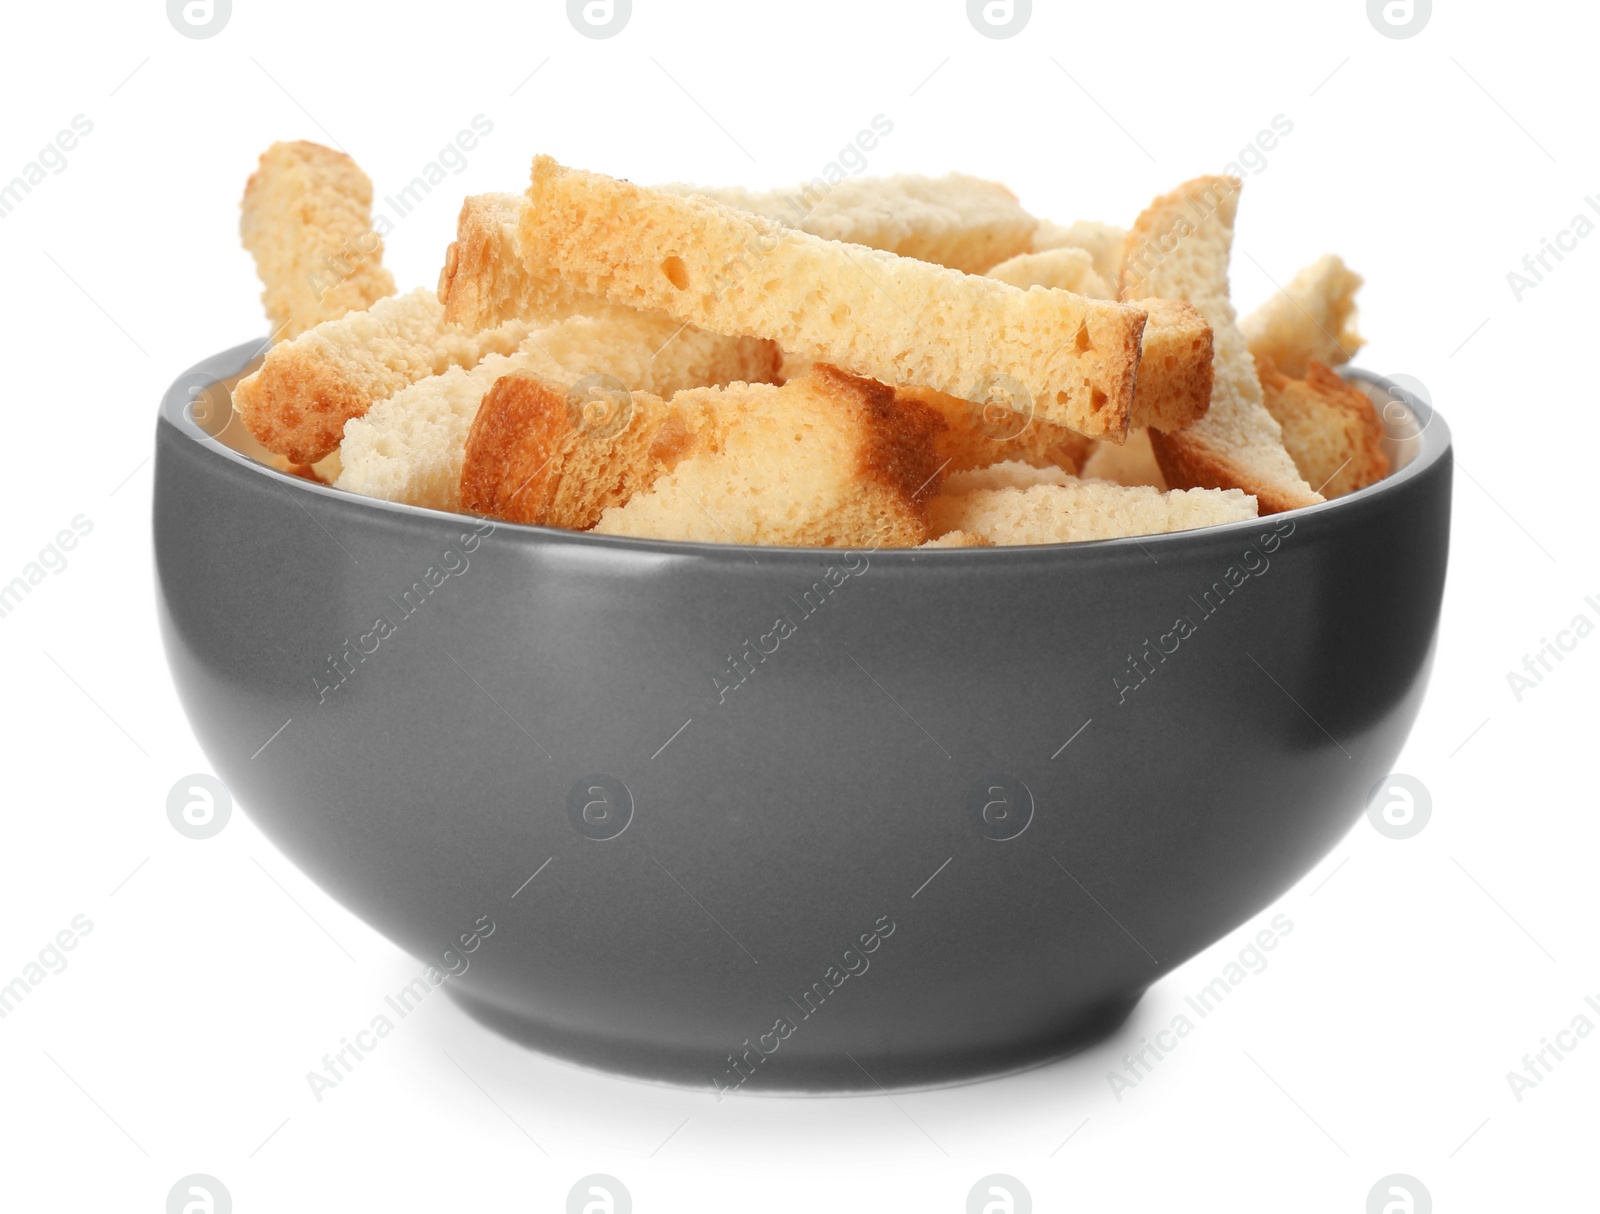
[445,986,1146,1095]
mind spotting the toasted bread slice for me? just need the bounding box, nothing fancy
[1255,358,1389,498]
[437,193,599,329]
[461,373,681,528]
[337,313,778,512]
[1241,254,1364,377]
[985,247,1114,299]
[658,172,1037,274]
[240,141,395,340]
[1121,176,1320,514]
[1080,428,1169,490]
[1034,219,1126,282]
[232,288,526,463]
[593,366,945,548]
[517,156,1212,440]
[898,386,1092,475]
[928,478,1257,545]
[1126,297,1215,433]
[972,249,1205,436]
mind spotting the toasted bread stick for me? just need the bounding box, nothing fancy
[233,288,526,464]
[337,312,778,512]
[928,476,1258,545]
[460,373,679,529]
[658,172,1037,274]
[1034,218,1126,281]
[437,193,599,329]
[1255,357,1388,498]
[240,141,395,340]
[593,366,946,548]
[985,246,1114,299]
[897,385,1092,474]
[1240,254,1364,377]
[516,156,1211,440]
[1121,176,1321,514]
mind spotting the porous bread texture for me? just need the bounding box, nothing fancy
[436,190,785,394]
[460,373,677,528]
[520,156,1180,440]
[593,366,946,548]
[980,247,1209,433]
[1125,297,1215,432]
[232,288,525,463]
[1034,219,1127,282]
[657,172,1037,274]
[779,351,816,383]
[438,193,602,329]
[1255,358,1389,498]
[1081,428,1169,490]
[928,478,1258,545]
[920,530,993,548]
[897,386,1092,475]
[1121,176,1321,514]
[336,312,778,512]
[942,460,1072,494]
[792,245,1132,474]
[986,247,1114,299]
[240,141,395,340]
[1241,254,1364,377]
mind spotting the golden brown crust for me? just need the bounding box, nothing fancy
[459,374,564,522]
[1131,298,1214,432]
[238,354,368,465]
[233,289,527,464]
[897,385,1092,474]
[438,194,539,328]
[460,373,673,528]
[1145,429,1304,515]
[806,365,949,513]
[1255,357,1389,498]
[520,155,1150,439]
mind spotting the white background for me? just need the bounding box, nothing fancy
[1,0,1595,1210]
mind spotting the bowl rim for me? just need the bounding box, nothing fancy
[158,338,1452,562]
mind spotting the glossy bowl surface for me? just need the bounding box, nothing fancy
[154,342,1451,1092]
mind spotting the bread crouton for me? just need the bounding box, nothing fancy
[1033,218,1126,281]
[984,244,1208,432]
[1121,176,1321,514]
[437,193,601,329]
[928,478,1258,545]
[1241,254,1364,377]
[233,288,526,463]
[897,385,1092,475]
[658,172,1037,274]
[460,373,680,528]
[593,366,945,548]
[985,247,1114,299]
[518,156,1211,441]
[1255,358,1389,498]
[336,311,779,512]
[240,141,395,340]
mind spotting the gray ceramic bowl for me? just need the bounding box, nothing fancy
[154,341,1451,1093]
